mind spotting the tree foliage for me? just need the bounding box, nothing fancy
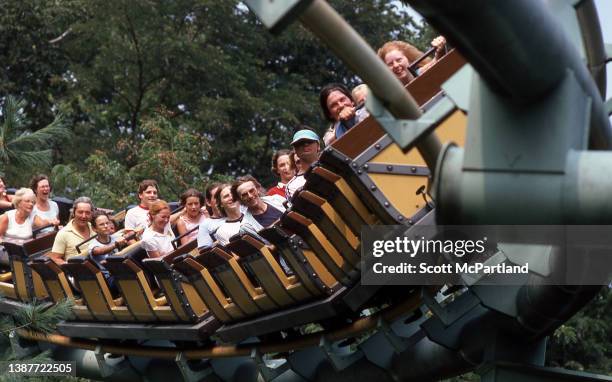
[0,299,75,382]
[1,0,433,202]
[547,287,611,374]
[0,96,71,183]
[52,107,210,209]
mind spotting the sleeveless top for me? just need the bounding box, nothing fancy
[179,214,206,242]
[31,200,59,234]
[4,210,33,244]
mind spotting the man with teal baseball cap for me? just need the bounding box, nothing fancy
[286,128,321,200]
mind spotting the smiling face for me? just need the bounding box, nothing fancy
[151,208,170,231]
[139,186,158,208]
[73,202,93,229]
[236,181,260,209]
[218,186,239,215]
[184,196,202,219]
[326,90,354,122]
[35,179,51,200]
[384,49,410,83]
[17,194,36,215]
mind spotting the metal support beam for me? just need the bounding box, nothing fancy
[406,0,611,149]
[245,0,442,171]
[175,352,213,382]
[366,93,455,151]
[250,348,289,382]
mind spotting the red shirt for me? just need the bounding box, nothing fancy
[266,183,287,199]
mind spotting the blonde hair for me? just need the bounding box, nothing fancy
[377,40,431,68]
[351,84,369,104]
[12,188,35,208]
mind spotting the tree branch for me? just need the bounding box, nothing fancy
[48,28,73,44]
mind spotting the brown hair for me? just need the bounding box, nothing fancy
[29,174,51,195]
[138,179,158,194]
[214,183,233,217]
[205,182,221,201]
[271,149,293,176]
[231,175,264,203]
[149,200,170,217]
[180,188,204,206]
[377,40,431,68]
[91,210,110,227]
[319,83,354,122]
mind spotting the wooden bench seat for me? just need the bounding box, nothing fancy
[29,257,93,320]
[2,232,58,301]
[197,246,278,316]
[291,190,361,268]
[104,244,178,322]
[226,233,314,307]
[172,253,245,323]
[141,239,211,323]
[62,256,133,322]
[280,211,357,285]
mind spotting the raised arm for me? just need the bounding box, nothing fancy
[90,236,127,258]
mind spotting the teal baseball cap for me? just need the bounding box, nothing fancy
[291,129,320,146]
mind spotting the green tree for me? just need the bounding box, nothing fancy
[0,299,75,382]
[52,0,432,187]
[0,0,84,130]
[52,108,210,210]
[546,288,611,374]
[0,96,71,184]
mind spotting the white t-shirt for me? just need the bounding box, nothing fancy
[214,217,244,246]
[285,174,306,200]
[141,226,175,258]
[124,205,149,231]
[88,236,118,272]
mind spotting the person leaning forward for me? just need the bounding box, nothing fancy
[47,197,95,265]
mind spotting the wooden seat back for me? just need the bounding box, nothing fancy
[63,256,133,322]
[104,246,178,323]
[172,253,245,323]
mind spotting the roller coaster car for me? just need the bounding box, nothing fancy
[1,232,57,302]
[319,48,467,225]
[1,49,466,345]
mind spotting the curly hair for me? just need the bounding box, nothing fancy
[377,40,431,67]
[29,174,52,195]
[12,188,35,208]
